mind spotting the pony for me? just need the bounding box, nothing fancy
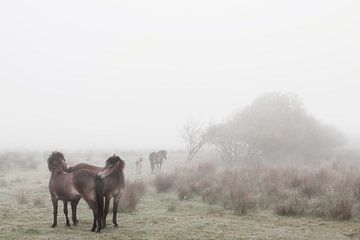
[66,154,125,228]
[47,151,104,232]
[149,150,167,174]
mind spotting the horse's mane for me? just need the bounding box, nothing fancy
[47,151,64,171]
[106,155,125,170]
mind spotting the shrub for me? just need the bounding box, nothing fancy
[300,175,319,199]
[197,162,216,177]
[154,173,177,193]
[177,185,192,201]
[309,187,354,220]
[326,190,354,220]
[119,180,147,213]
[329,197,353,220]
[227,177,255,215]
[274,192,308,216]
[352,178,360,201]
[201,184,224,205]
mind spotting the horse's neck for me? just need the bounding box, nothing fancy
[51,168,65,177]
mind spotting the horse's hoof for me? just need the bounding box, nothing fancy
[96,229,101,233]
[114,224,118,228]
[91,228,96,232]
[51,224,56,228]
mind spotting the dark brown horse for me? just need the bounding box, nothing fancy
[47,151,104,232]
[67,155,125,228]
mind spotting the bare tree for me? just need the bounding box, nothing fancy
[180,120,206,162]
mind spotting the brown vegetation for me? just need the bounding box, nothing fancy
[119,179,147,213]
[155,162,360,220]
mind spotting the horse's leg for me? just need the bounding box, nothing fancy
[71,199,80,226]
[51,198,58,228]
[91,206,101,233]
[63,201,70,227]
[91,208,98,232]
[103,196,110,228]
[81,196,101,232]
[112,196,119,227]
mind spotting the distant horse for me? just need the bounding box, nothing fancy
[67,155,125,228]
[149,152,158,175]
[135,158,143,175]
[149,150,167,174]
[156,150,167,173]
[47,151,104,232]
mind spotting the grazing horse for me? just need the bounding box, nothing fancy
[67,155,125,228]
[47,151,104,232]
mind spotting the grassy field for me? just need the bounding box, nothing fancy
[1,151,360,240]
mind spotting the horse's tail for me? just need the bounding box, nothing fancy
[95,175,104,220]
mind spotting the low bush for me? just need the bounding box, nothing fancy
[154,173,177,193]
[119,180,147,213]
[275,192,308,216]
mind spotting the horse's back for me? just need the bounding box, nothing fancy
[68,163,102,174]
[149,152,159,162]
[72,170,98,196]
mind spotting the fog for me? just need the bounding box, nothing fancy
[0,0,359,151]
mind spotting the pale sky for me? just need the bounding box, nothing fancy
[0,0,359,150]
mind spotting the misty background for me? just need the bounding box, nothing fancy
[0,0,359,151]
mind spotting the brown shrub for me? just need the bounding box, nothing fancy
[329,197,353,220]
[154,173,177,193]
[226,176,255,215]
[309,187,354,220]
[300,175,319,198]
[352,178,360,201]
[201,184,224,205]
[177,185,193,201]
[119,180,147,213]
[274,192,308,216]
[197,162,216,177]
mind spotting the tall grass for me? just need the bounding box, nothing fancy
[155,161,360,220]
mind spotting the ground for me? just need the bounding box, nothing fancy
[1,152,360,240]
